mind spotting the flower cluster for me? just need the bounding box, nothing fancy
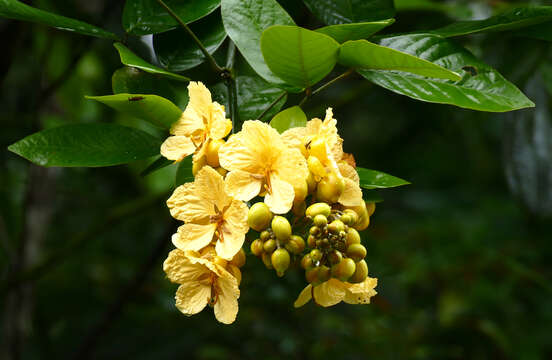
[162,82,377,324]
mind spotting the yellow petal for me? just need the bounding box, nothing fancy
[175,281,211,316]
[160,136,196,161]
[163,248,208,283]
[172,223,217,251]
[213,270,240,324]
[167,183,213,222]
[209,103,230,140]
[171,108,204,137]
[338,177,363,207]
[281,126,307,151]
[274,147,309,187]
[344,277,378,304]
[338,162,359,183]
[217,200,249,260]
[224,170,262,201]
[187,81,213,120]
[313,278,347,307]
[294,284,313,308]
[194,166,232,211]
[264,173,295,214]
[306,118,323,135]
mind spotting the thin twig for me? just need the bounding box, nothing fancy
[258,91,287,121]
[299,68,354,107]
[156,0,222,73]
[223,41,240,131]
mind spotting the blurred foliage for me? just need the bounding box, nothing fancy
[2,0,552,359]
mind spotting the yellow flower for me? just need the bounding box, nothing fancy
[218,120,309,214]
[282,108,363,207]
[161,81,232,163]
[167,166,249,260]
[163,247,240,324]
[293,277,378,308]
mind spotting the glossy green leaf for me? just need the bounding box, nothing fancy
[111,67,189,109]
[430,6,552,38]
[356,167,410,189]
[362,190,384,203]
[261,26,340,88]
[86,94,182,129]
[339,40,461,80]
[221,0,296,88]
[358,34,534,112]
[315,20,395,43]
[8,124,161,167]
[153,11,227,71]
[270,106,307,133]
[122,0,220,35]
[518,21,552,42]
[303,0,395,25]
[175,156,194,186]
[114,43,190,82]
[0,0,117,39]
[141,156,174,176]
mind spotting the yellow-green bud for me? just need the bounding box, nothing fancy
[331,258,356,281]
[343,209,359,225]
[328,220,345,234]
[316,172,345,204]
[310,249,323,262]
[230,248,246,268]
[293,180,308,204]
[285,235,305,255]
[307,155,326,179]
[307,235,316,248]
[346,243,367,262]
[309,226,319,235]
[271,216,291,241]
[271,248,290,277]
[250,239,264,257]
[205,139,225,168]
[317,265,331,283]
[262,253,273,269]
[346,228,361,246]
[349,260,368,283]
[306,202,331,218]
[260,230,271,241]
[313,214,327,227]
[248,202,272,232]
[327,250,343,265]
[301,254,314,269]
[263,239,277,253]
[305,267,319,284]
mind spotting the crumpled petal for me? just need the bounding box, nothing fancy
[213,270,240,324]
[344,277,378,304]
[224,170,262,201]
[281,126,307,151]
[217,200,249,260]
[294,284,313,308]
[338,162,359,183]
[187,81,213,120]
[209,103,231,140]
[194,166,231,211]
[313,278,347,307]
[274,148,309,187]
[160,136,196,162]
[175,281,211,316]
[163,249,206,283]
[264,173,295,214]
[172,223,217,251]
[167,183,213,223]
[339,177,363,207]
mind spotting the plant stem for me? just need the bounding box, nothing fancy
[224,42,240,132]
[156,0,222,73]
[299,68,355,107]
[258,91,287,121]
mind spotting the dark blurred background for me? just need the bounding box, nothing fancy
[1,1,552,359]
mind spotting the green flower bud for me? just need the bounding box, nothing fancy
[262,253,273,269]
[250,239,264,257]
[340,213,352,225]
[306,202,331,218]
[343,209,359,225]
[230,248,246,268]
[346,243,367,262]
[327,250,343,265]
[285,235,305,255]
[316,172,345,204]
[346,228,361,246]
[263,239,277,253]
[301,254,314,269]
[328,220,345,234]
[271,216,292,241]
[331,258,356,281]
[307,235,316,248]
[317,265,331,283]
[309,226,320,235]
[310,248,323,262]
[248,202,273,231]
[313,214,328,227]
[349,260,368,283]
[271,248,290,277]
[260,230,271,241]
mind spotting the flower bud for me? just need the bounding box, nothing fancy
[340,213,352,225]
[248,202,272,232]
[307,235,316,248]
[230,248,246,268]
[271,248,290,277]
[327,250,343,265]
[309,138,328,162]
[348,260,368,283]
[301,254,314,269]
[307,172,317,194]
[271,216,291,241]
[305,267,319,284]
[309,226,319,235]
[307,155,326,179]
[328,220,345,234]
[343,209,359,225]
[309,249,323,262]
[205,139,225,168]
[250,239,264,257]
[354,213,370,231]
[316,172,345,204]
[331,258,356,281]
[313,214,327,227]
[285,235,305,255]
[306,202,331,218]
[317,265,331,283]
[262,253,273,269]
[293,180,308,204]
[346,243,367,262]
[263,239,277,253]
[346,228,361,246]
[260,230,271,242]
[192,155,207,176]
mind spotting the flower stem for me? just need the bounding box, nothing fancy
[155,0,223,73]
[258,91,287,121]
[224,42,240,132]
[299,68,355,107]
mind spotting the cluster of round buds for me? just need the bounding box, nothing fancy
[300,202,372,285]
[248,203,306,277]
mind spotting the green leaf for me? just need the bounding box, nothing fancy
[269,106,307,133]
[153,11,227,71]
[8,124,161,167]
[358,34,535,112]
[0,0,117,39]
[356,167,410,189]
[303,0,395,25]
[517,21,552,42]
[430,6,552,38]
[221,0,297,89]
[141,156,174,176]
[362,190,383,203]
[86,94,182,129]
[261,25,340,88]
[315,19,395,43]
[111,67,189,109]
[122,0,220,35]
[175,156,194,186]
[339,40,461,81]
[114,43,190,82]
